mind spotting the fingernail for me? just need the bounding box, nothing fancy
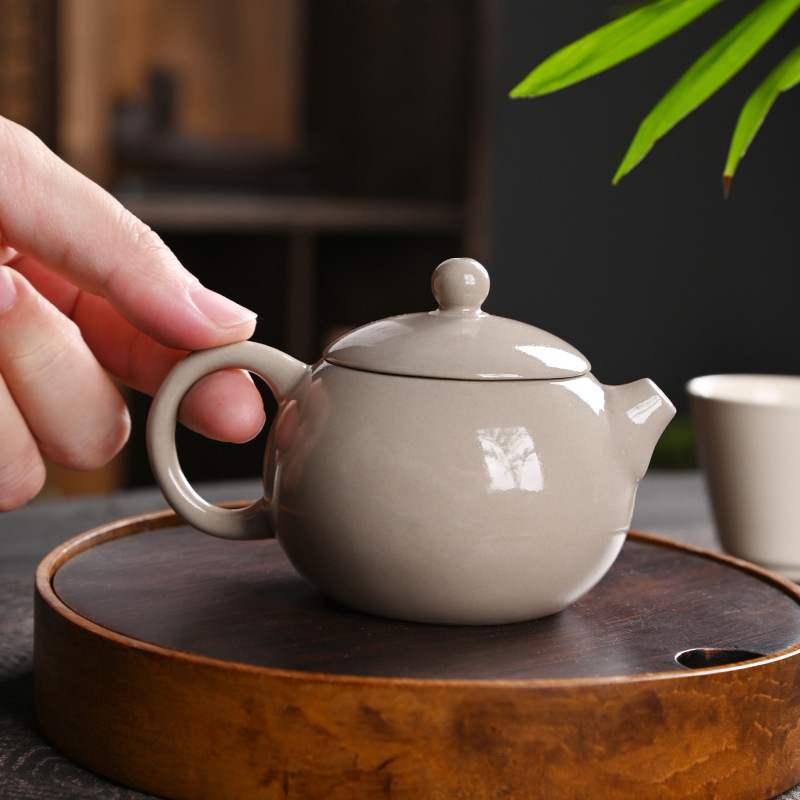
[0,267,19,314]
[189,285,257,328]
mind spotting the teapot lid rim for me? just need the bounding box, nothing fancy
[322,258,590,380]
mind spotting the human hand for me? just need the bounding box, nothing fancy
[0,117,264,510]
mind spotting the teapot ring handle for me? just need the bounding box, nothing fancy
[146,341,310,540]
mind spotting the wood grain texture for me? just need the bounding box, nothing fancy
[33,508,800,799]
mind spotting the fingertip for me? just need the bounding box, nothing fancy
[178,369,266,443]
[0,443,46,511]
[45,403,132,471]
[188,284,258,333]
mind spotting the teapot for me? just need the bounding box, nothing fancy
[147,258,675,625]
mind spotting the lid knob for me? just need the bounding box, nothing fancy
[432,257,490,314]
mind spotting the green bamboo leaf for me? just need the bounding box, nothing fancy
[510,0,726,98]
[613,0,800,183]
[723,42,800,193]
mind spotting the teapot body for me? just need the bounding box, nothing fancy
[147,258,676,625]
[267,362,639,625]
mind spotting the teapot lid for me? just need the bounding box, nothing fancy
[323,257,590,380]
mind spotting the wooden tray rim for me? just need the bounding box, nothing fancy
[35,503,800,690]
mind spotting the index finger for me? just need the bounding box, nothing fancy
[0,117,256,351]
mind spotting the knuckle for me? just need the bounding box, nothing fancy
[7,327,79,384]
[100,212,177,300]
[120,214,168,269]
[133,222,167,256]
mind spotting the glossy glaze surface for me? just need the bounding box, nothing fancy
[267,364,671,624]
[148,258,675,624]
[325,258,589,380]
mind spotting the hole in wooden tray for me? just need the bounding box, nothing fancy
[675,647,765,669]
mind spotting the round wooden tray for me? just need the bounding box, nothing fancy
[34,507,800,800]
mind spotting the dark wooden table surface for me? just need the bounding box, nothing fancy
[2,472,800,799]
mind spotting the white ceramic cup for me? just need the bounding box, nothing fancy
[687,374,800,579]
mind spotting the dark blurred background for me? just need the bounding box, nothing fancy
[2,0,798,495]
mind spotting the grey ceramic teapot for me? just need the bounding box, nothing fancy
[148,257,675,624]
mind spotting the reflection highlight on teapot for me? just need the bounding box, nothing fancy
[477,427,544,493]
[514,344,588,373]
[557,376,606,414]
[626,394,665,425]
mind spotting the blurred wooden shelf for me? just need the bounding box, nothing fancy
[115,190,463,234]
[116,190,464,362]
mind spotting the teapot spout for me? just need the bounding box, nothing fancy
[607,378,676,480]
